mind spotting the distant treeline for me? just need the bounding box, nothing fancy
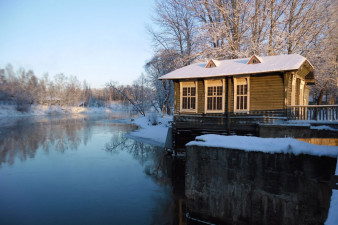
[0,64,153,112]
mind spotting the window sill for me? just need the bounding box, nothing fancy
[234,110,250,114]
[205,110,224,113]
[180,110,197,113]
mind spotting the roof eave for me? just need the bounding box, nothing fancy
[158,69,298,80]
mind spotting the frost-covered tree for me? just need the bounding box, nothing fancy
[307,0,338,104]
[148,0,198,65]
[147,0,337,104]
[145,50,178,114]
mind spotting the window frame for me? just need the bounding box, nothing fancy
[204,79,225,113]
[234,76,250,113]
[180,81,197,113]
[291,74,296,105]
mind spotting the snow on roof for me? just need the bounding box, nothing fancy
[186,135,338,158]
[159,54,310,80]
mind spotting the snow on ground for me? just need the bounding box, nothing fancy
[325,157,338,225]
[310,125,338,132]
[125,114,173,147]
[187,134,338,158]
[0,104,115,118]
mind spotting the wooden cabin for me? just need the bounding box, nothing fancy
[159,54,315,147]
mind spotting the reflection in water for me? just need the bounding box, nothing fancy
[0,114,176,225]
[0,116,87,165]
[0,114,133,166]
[105,136,176,224]
[185,146,337,225]
[1,115,336,225]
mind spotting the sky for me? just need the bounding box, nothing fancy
[0,0,155,88]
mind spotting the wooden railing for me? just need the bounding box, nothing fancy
[287,105,338,121]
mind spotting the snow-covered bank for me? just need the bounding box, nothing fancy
[126,114,172,147]
[187,134,338,157]
[325,158,338,225]
[0,104,115,118]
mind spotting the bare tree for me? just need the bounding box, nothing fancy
[148,0,198,65]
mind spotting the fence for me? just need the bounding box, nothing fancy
[287,105,338,121]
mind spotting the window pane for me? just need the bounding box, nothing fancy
[208,87,212,96]
[191,87,196,96]
[191,97,196,109]
[241,96,244,109]
[237,96,240,110]
[187,97,190,109]
[244,85,247,94]
[244,96,247,109]
[183,88,187,96]
[217,86,222,95]
[183,97,187,109]
[207,97,212,110]
[237,86,239,95]
[217,97,222,110]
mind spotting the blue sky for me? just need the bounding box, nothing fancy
[0,0,155,87]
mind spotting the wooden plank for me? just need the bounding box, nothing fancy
[250,74,284,111]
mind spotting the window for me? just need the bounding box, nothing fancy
[207,86,222,110]
[234,77,249,112]
[180,82,197,112]
[205,79,224,113]
[182,87,196,110]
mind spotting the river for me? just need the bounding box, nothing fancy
[0,114,336,225]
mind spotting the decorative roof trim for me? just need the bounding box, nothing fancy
[247,55,263,64]
[205,59,221,68]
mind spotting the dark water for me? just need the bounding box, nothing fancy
[0,115,336,225]
[0,115,177,225]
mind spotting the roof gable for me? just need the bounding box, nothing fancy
[205,59,221,68]
[247,55,262,64]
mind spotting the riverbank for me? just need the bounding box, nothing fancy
[0,104,130,118]
[125,114,173,147]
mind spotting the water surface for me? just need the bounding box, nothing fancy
[0,114,174,225]
[0,114,336,225]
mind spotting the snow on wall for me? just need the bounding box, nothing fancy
[187,134,338,158]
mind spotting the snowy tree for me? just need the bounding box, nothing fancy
[148,0,198,65]
[145,50,178,114]
[147,0,337,104]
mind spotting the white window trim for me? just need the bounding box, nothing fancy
[234,76,250,113]
[204,79,225,113]
[291,74,296,106]
[299,80,305,105]
[180,81,197,113]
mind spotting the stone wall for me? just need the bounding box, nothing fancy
[185,146,336,225]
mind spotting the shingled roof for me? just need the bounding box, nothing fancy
[159,54,313,80]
